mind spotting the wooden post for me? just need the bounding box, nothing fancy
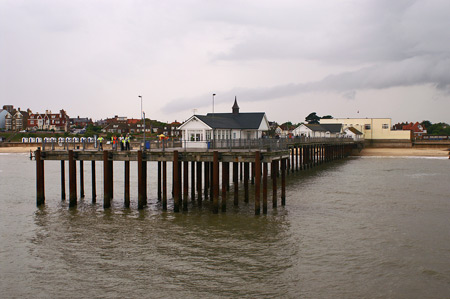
[143,159,147,206]
[221,161,227,212]
[162,161,167,211]
[224,162,230,191]
[255,151,261,215]
[263,162,268,214]
[124,161,130,208]
[295,146,299,171]
[281,158,286,206]
[137,150,144,210]
[233,161,238,206]
[173,151,180,212]
[183,161,188,211]
[197,161,202,206]
[204,161,209,200]
[244,162,249,203]
[210,162,214,200]
[61,160,65,200]
[91,161,96,203]
[191,161,195,201]
[36,149,45,206]
[103,150,111,209]
[240,162,243,181]
[251,162,255,185]
[69,150,77,207]
[272,160,277,208]
[213,151,219,214]
[79,160,84,198]
[109,160,113,199]
[157,161,162,201]
[291,147,295,173]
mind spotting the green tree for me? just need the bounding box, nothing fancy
[321,115,333,119]
[305,112,320,124]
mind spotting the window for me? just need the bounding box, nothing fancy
[364,124,371,130]
[382,124,389,129]
[233,132,236,139]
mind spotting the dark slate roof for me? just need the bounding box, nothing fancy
[304,124,326,132]
[320,123,342,133]
[304,123,342,133]
[195,112,265,129]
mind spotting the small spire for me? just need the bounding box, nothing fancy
[232,96,240,114]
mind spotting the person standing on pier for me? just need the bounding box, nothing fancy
[97,136,104,150]
[125,134,131,150]
[120,134,125,151]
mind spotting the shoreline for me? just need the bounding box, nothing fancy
[1,146,448,157]
[355,148,449,157]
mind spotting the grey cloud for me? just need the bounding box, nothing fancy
[162,54,450,113]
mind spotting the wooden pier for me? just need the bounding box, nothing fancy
[35,140,355,214]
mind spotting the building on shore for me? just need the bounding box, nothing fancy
[292,123,343,138]
[178,98,269,148]
[27,109,69,132]
[321,118,411,147]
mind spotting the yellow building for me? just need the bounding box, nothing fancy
[321,118,412,147]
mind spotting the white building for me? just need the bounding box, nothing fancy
[178,99,270,148]
[292,123,343,138]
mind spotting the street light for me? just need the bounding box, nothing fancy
[212,93,216,149]
[138,95,145,149]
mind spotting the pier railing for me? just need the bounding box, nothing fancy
[182,137,355,151]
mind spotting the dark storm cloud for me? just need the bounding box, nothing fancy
[163,0,450,113]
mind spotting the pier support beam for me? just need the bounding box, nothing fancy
[69,150,77,207]
[79,161,84,198]
[255,151,261,215]
[137,150,144,210]
[60,160,65,201]
[173,151,180,213]
[233,162,239,206]
[162,161,167,211]
[197,161,202,206]
[91,161,96,203]
[36,149,45,206]
[157,161,162,201]
[204,162,209,200]
[103,151,111,209]
[244,162,249,203]
[191,161,195,201]
[213,151,219,214]
[281,158,286,206]
[272,160,277,208]
[221,161,227,212]
[183,161,188,211]
[124,161,130,208]
[263,162,268,214]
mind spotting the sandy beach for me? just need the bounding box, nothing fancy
[1,145,449,157]
[356,148,449,157]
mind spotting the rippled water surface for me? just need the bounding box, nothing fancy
[1,153,450,298]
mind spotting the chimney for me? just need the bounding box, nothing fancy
[232,96,240,114]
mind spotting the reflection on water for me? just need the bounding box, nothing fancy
[1,154,450,298]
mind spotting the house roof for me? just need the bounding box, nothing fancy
[346,127,363,135]
[320,123,342,133]
[194,112,266,129]
[303,123,342,133]
[402,122,425,133]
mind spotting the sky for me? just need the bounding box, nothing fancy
[1,0,450,124]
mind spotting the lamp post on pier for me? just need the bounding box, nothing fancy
[138,95,145,149]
